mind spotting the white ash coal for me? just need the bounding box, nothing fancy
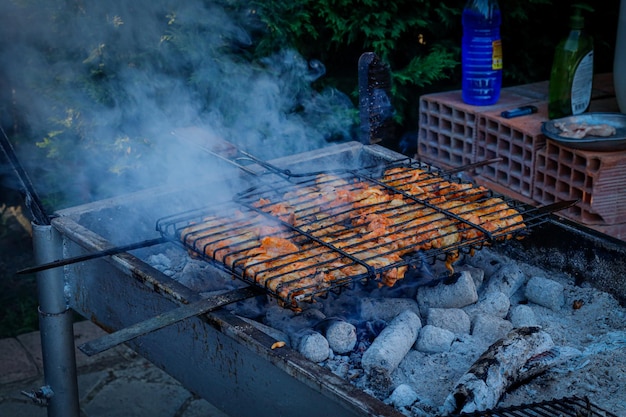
[145,246,626,416]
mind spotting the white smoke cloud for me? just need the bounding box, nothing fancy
[0,0,356,209]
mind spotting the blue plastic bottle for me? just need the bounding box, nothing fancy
[462,0,502,105]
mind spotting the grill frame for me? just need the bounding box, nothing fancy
[156,159,554,308]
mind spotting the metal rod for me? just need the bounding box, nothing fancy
[0,126,49,225]
[17,236,168,275]
[78,286,263,356]
[442,157,504,175]
[32,223,80,417]
[523,199,579,219]
[197,145,261,176]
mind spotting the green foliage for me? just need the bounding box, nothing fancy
[249,0,462,131]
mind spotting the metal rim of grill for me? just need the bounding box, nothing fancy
[155,159,558,307]
[451,395,619,417]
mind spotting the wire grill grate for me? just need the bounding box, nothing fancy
[452,396,619,417]
[156,160,565,307]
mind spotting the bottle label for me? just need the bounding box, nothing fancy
[571,50,594,115]
[492,40,503,70]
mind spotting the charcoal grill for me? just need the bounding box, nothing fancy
[31,142,626,417]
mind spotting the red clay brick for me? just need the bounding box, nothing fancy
[417,89,536,170]
[534,141,626,226]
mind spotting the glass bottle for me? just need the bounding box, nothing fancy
[548,5,594,119]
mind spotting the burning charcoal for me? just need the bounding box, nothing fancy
[484,263,526,298]
[508,304,538,328]
[416,325,455,353]
[314,318,357,355]
[147,253,172,273]
[525,276,565,311]
[465,291,511,319]
[426,308,471,335]
[464,249,509,279]
[296,330,330,363]
[355,319,388,344]
[457,264,485,291]
[442,326,554,414]
[325,355,351,379]
[361,310,421,394]
[416,271,478,311]
[471,314,513,345]
[386,383,419,409]
[517,345,581,382]
[358,297,421,322]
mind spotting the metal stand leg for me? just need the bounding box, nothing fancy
[32,223,80,417]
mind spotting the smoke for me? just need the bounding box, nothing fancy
[0,0,356,210]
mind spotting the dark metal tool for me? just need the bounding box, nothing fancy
[17,237,169,275]
[521,199,579,220]
[442,157,503,175]
[78,286,263,356]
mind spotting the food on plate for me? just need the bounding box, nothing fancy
[554,122,616,138]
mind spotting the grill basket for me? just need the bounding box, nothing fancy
[156,160,565,307]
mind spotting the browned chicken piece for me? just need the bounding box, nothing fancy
[438,200,485,241]
[242,236,384,305]
[242,237,326,303]
[253,198,296,225]
[471,197,526,239]
[180,217,260,265]
[180,211,293,264]
[382,166,489,202]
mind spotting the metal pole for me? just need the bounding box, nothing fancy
[32,222,80,417]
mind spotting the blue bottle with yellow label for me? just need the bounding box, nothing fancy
[461,0,503,106]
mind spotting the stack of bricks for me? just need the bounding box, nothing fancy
[417,74,626,240]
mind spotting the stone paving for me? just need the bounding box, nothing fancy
[0,320,229,417]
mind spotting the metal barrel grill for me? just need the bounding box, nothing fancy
[27,142,625,417]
